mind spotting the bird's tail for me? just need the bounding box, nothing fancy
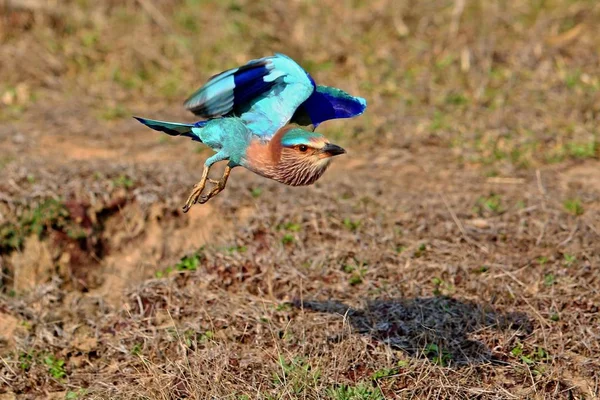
[133,116,208,142]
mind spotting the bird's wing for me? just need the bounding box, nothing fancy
[184,53,315,139]
[183,57,277,118]
[290,85,367,128]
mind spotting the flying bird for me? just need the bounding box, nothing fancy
[134,53,366,212]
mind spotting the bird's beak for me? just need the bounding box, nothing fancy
[322,143,346,157]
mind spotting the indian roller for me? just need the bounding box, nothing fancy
[134,53,366,212]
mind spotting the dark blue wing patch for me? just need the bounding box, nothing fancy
[232,63,277,111]
[292,85,367,128]
[184,60,276,118]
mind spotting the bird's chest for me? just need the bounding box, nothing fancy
[242,140,277,174]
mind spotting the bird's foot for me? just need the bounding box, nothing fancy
[182,183,206,213]
[182,166,210,213]
[199,166,231,204]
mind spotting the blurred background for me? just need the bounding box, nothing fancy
[1,0,599,398]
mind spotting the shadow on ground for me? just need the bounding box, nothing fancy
[294,296,533,367]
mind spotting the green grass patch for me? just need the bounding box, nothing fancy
[342,259,367,286]
[567,141,597,159]
[423,343,452,367]
[19,352,33,371]
[327,382,384,400]
[563,253,576,266]
[65,389,88,400]
[44,354,66,380]
[343,218,361,231]
[175,251,203,271]
[563,199,584,216]
[98,104,129,121]
[511,343,550,373]
[272,356,321,395]
[283,222,302,232]
[156,250,205,277]
[445,92,469,106]
[281,233,295,245]
[371,366,398,380]
[250,187,262,198]
[112,174,134,189]
[413,243,427,258]
[543,273,555,287]
[474,194,504,216]
[130,343,142,356]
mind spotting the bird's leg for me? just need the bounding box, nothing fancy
[182,152,229,212]
[182,165,211,213]
[199,165,231,204]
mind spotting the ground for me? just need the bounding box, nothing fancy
[0,1,599,399]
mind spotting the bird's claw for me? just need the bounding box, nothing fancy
[183,180,219,210]
[199,178,227,204]
[182,165,231,211]
[182,187,203,213]
[182,166,211,213]
[199,188,220,204]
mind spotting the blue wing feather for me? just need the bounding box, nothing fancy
[232,69,277,112]
[292,85,367,128]
[184,59,274,118]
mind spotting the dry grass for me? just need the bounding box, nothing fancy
[0,0,599,399]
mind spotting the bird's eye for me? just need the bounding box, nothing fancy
[298,145,308,152]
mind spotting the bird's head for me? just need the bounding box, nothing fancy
[272,128,345,186]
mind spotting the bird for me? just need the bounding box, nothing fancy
[134,53,366,212]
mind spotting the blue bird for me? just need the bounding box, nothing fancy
[134,53,366,212]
